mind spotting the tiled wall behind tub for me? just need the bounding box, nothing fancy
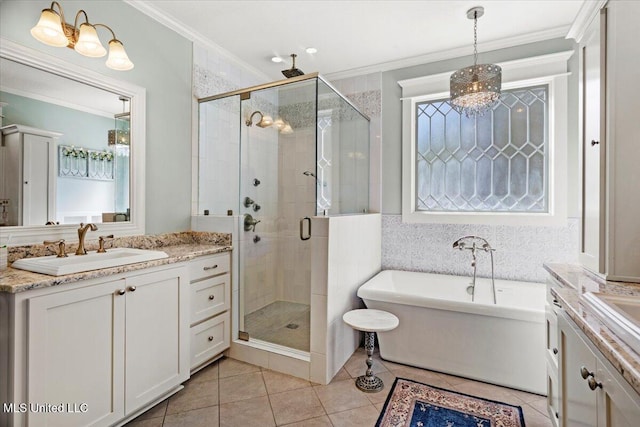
[382,215,579,283]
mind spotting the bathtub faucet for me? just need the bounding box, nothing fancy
[452,236,494,266]
[452,236,497,304]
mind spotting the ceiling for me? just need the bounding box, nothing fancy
[129,0,585,81]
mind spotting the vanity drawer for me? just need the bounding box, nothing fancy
[190,273,230,325]
[189,253,229,281]
[190,311,230,370]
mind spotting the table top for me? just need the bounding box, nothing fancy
[343,309,399,332]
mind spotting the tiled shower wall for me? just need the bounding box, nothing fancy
[193,42,265,217]
[328,73,382,213]
[382,215,579,283]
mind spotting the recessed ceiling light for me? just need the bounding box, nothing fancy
[271,56,283,63]
[305,47,317,54]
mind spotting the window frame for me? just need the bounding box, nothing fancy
[400,51,573,225]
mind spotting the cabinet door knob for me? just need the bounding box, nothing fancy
[587,377,602,390]
[580,366,594,379]
[128,286,136,292]
[116,289,126,296]
[208,336,214,341]
[204,264,218,271]
[209,295,215,300]
[591,140,600,146]
[553,348,558,355]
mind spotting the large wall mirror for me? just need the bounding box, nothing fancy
[0,39,145,245]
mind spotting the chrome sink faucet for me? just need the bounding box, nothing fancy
[452,235,497,304]
[76,223,98,255]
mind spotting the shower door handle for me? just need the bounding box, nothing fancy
[300,217,311,241]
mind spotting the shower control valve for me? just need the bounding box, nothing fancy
[253,203,261,212]
[244,214,261,232]
[244,197,255,208]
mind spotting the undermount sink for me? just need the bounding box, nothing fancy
[11,248,169,276]
[583,292,640,355]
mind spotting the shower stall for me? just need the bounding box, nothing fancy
[197,74,371,366]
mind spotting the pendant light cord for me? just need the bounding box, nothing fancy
[473,11,478,68]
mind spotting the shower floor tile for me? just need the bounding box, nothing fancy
[244,300,310,352]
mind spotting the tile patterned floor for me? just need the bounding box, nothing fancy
[126,348,552,427]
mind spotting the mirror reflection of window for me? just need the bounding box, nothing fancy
[0,58,131,227]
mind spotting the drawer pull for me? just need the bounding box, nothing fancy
[580,366,594,379]
[128,286,136,292]
[208,336,214,341]
[553,348,558,355]
[588,377,602,390]
[208,295,215,300]
[203,264,218,271]
[116,289,126,296]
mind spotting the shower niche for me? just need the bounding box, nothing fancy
[196,74,376,383]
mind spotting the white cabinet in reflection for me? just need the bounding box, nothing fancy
[577,1,640,282]
[0,124,59,226]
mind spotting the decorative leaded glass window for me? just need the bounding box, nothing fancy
[415,85,548,212]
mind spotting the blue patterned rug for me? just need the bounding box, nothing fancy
[376,378,525,427]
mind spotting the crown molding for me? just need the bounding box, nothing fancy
[566,0,607,43]
[123,0,270,82]
[324,25,571,81]
[398,50,574,99]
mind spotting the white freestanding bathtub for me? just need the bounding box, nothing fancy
[358,270,546,394]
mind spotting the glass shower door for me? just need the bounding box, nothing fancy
[238,80,316,353]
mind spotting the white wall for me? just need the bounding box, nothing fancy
[310,214,382,384]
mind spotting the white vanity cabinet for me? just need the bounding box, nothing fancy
[1,263,189,427]
[27,278,127,427]
[576,1,640,282]
[189,252,231,372]
[0,124,59,226]
[557,310,640,427]
[545,278,562,426]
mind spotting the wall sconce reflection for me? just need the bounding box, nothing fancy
[245,111,273,128]
[246,111,293,134]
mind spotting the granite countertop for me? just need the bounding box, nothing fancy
[544,263,640,396]
[0,231,232,294]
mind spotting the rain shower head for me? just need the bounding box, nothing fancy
[282,54,304,78]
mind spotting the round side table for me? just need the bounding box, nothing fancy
[343,309,399,392]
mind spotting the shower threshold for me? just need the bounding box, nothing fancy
[234,337,310,362]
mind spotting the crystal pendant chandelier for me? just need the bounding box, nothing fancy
[450,6,501,117]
